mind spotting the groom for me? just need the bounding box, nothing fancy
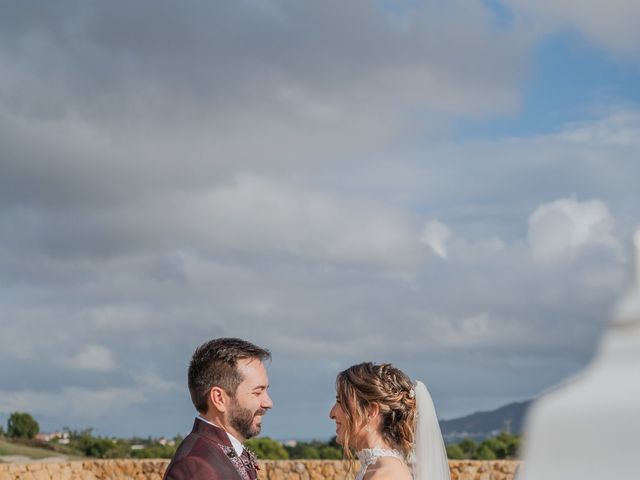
[164,338,273,480]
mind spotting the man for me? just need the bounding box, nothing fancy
[164,338,273,480]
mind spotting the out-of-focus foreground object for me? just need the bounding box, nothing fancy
[518,229,640,479]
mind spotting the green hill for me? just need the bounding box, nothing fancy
[439,400,532,442]
[0,438,81,461]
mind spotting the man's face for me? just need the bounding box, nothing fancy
[227,358,272,440]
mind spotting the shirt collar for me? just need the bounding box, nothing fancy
[196,415,245,457]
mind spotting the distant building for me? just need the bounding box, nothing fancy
[35,431,70,444]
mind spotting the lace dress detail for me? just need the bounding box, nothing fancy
[355,447,405,480]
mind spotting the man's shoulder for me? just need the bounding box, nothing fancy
[164,433,240,480]
[173,431,224,460]
[164,454,214,479]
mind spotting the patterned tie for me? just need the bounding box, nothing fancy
[241,448,258,480]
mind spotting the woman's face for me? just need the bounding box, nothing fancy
[329,396,348,445]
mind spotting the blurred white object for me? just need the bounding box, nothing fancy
[519,230,640,479]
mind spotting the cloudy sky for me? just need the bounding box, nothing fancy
[1,0,639,440]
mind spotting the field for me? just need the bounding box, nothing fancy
[0,438,82,462]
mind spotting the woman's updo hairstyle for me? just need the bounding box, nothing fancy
[335,362,416,458]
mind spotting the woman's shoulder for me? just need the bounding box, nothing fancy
[364,456,412,480]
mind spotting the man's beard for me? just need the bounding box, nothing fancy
[229,400,266,439]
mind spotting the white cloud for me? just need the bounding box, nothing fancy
[421,219,453,258]
[527,198,618,261]
[556,111,640,147]
[184,175,424,266]
[64,345,117,372]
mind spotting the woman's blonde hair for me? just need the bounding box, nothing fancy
[335,362,416,458]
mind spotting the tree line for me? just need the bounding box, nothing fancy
[245,437,343,460]
[245,432,520,461]
[445,432,520,460]
[1,412,180,459]
[2,412,519,460]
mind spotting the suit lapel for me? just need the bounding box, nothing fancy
[191,418,255,480]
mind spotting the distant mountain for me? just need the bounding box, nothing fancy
[439,400,532,443]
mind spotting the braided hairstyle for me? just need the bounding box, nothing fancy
[335,362,416,458]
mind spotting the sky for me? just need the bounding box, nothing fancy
[0,0,639,441]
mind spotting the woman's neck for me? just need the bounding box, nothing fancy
[356,431,395,451]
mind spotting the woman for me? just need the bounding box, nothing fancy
[329,362,450,480]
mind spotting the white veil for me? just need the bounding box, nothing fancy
[411,381,451,480]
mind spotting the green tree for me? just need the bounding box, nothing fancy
[480,437,508,459]
[495,432,520,458]
[446,444,464,459]
[458,438,476,459]
[299,445,320,459]
[475,445,497,460]
[64,426,94,441]
[7,412,39,439]
[65,428,131,458]
[318,445,343,460]
[131,444,176,459]
[244,437,289,460]
[76,436,117,458]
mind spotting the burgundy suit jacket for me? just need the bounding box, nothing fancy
[164,419,257,480]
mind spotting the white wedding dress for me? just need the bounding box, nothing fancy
[355,447,406,480]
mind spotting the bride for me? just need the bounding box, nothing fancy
[329,362,450,480]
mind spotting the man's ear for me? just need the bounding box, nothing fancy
[209,386,228,412]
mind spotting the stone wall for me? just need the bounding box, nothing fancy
[0,459,520,480]
[0,460,169,480]
[260,460,519,480]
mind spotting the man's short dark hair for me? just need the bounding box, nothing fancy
[188,337,271,414]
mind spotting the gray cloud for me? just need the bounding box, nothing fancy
[0,0,528,208]
[0,1,638,439]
